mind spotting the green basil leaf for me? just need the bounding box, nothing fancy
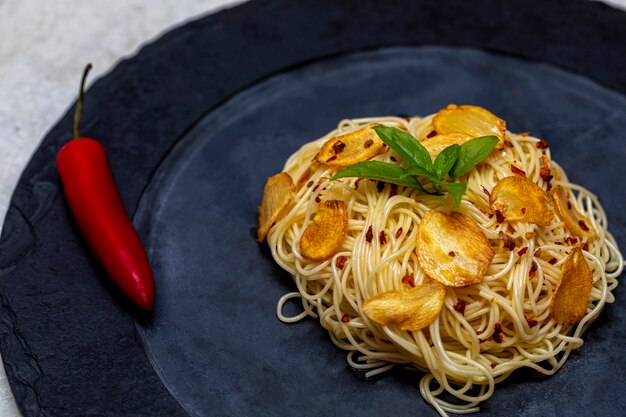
[403,165,439,183]
[331,161,428,192]
[445,182,467,207]
[433,144,460,180]
[372,126,434,172]
[450,135,499,180]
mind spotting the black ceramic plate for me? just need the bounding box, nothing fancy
[1,1,626,417]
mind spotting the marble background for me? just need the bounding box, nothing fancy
[0,0,623,415]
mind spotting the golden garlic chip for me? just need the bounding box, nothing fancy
[551,247,593,324]
[257,172,296,242]
[300,200,348,261]
[417,210,494,287]
[421,132,472,160]
[315,124,385,167]
[433,104,506,147]
[490,176,553,225]
[551,185,597,242]
[362,279,445,331]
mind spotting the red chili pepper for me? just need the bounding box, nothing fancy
[56,64,155,309]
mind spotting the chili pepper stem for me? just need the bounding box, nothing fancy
[73,63,93,140]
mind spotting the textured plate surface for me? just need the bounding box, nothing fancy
[135,46,626,417]
[0,1,625,416]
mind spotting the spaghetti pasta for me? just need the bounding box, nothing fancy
[264,110,623,416]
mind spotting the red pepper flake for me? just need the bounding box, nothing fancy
[564,236,579,245]
[332,140,346,154]
[315,195,321,203]
[567,201,572,210]
[488,213,494,219]
[534,248,542,258]
[510,165,526,177]
[341,313,350,323]
[395,227,403,238]
[313,184,321,192]
[390,156,397,162]
[427,130,437,138]
[490,362,497,369]
[503,240,516,252]
[354,178,362,189]
[492,323,503,343]
[499,232,515,251]
[379,231,387,245]
[335,256,347,270]
[539,167,553,183]
[529,262,538,278]
[536,139,550,149]
[299,171,310,183]
[481,186,491,198]
[376,181,385,193]
[495,210,505,223]
[548,257,557,265]
[517,246,529,256]
[521,207,527,214]
[519,132,530,137]
[448,251,456,257]
[453,299,466,315]
[306,180,314,188]
[364,139,374,149]
[365,226,373,243]
[389,184,398,197]
[401,274,415,287]
[525,232,536,239]
[504,140,514,148]
[578,220,590,231]
[507,224,516,234]
[526,317,539,328]
[582,243,589,251]
[546,182,552,191]
[326,155,337,163]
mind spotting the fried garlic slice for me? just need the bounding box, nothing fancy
[550,247,593,324]
[433,104,506,147]
[421,132,472,160]
[417,210,494,287]
[300,200,348,261]
[257,172,295,242]
[315,124,385,167]
[362,279,445,331]
[551,185,597,242]
[490,176,553,225]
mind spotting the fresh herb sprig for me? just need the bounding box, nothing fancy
[330,126,498,207]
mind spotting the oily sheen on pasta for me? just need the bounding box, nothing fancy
[258,106,624,416]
